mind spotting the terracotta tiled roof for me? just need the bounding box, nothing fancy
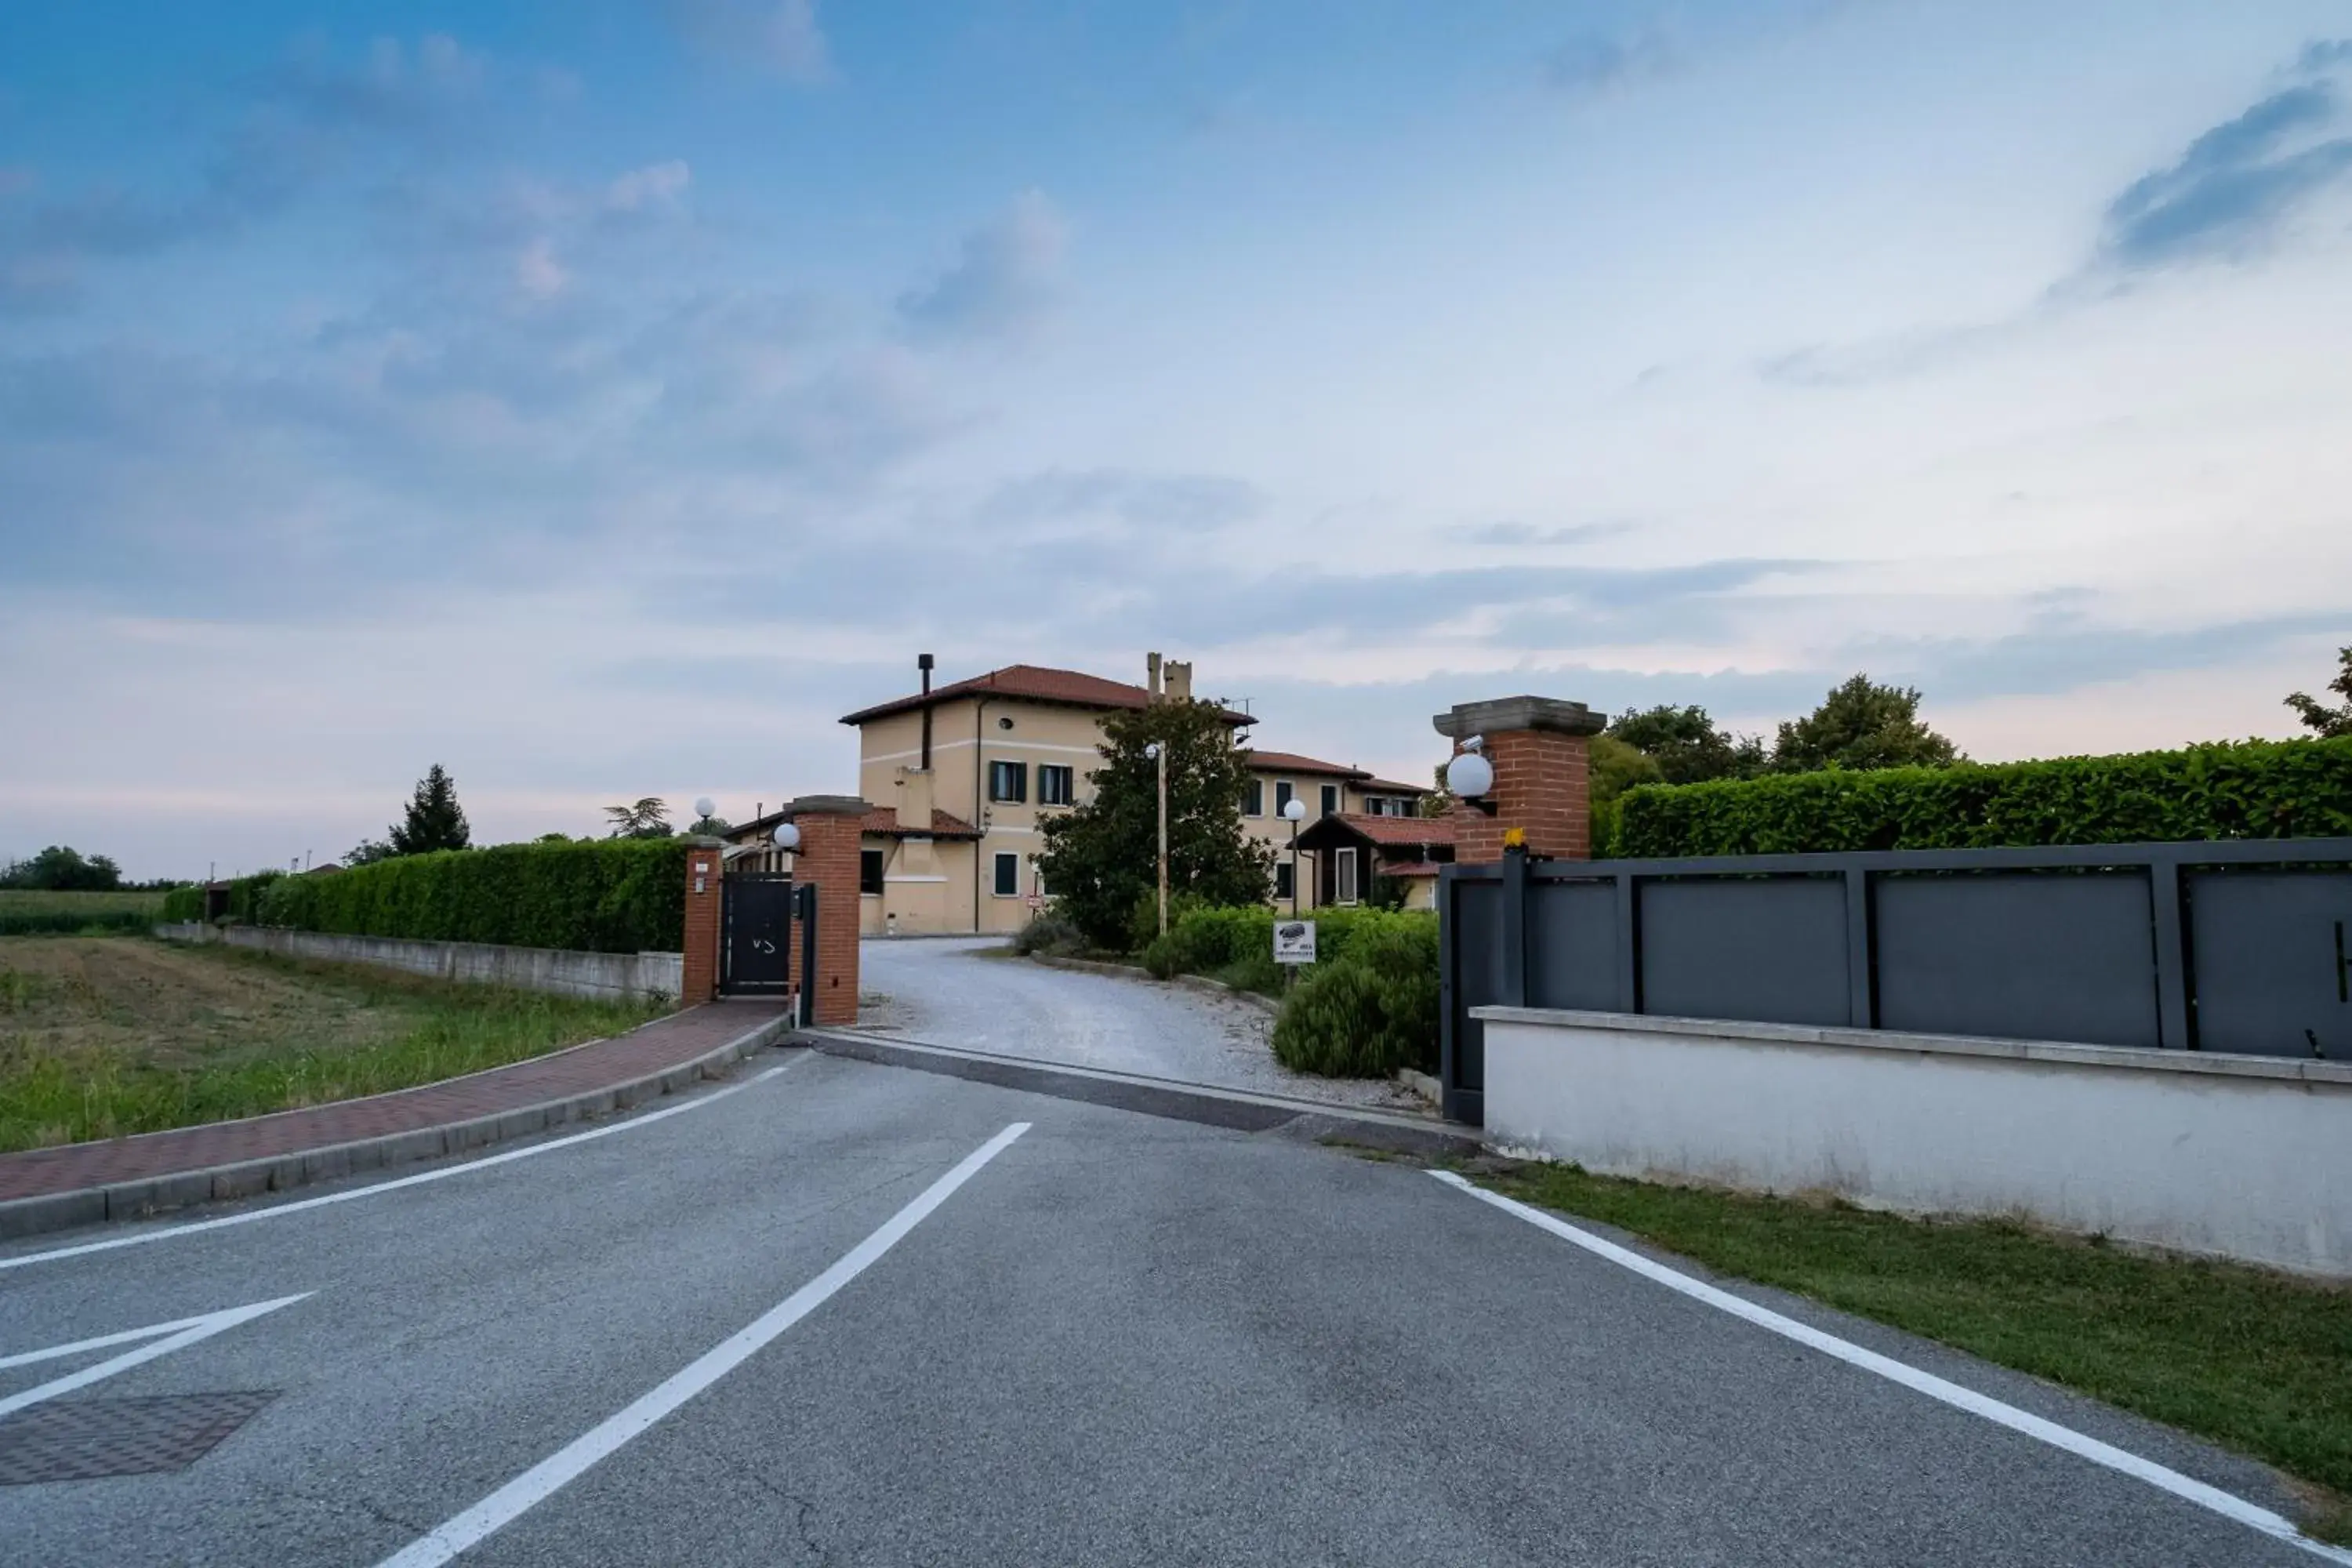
[1344,812,1456,848]
[858,806,982,840]
[1243,750,1369,779]
[1359,777,1431,797]
[840,663,1252,727]
[1381,861,1448,879]
[1295,811,1457,853]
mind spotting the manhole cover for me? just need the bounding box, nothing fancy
[0,1392,278,1483]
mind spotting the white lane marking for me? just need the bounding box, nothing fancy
[376,1121,1031,1568]
[0,1060,800,1274]
[0,1310,232,1371]
[1430,1171,2352,1565]
[0,1294,310,1419]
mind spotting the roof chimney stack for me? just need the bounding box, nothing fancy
[918,653,935,771]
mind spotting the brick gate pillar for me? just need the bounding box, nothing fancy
[1432,696,1606,863]
[680,838,725,1006]
[781,795,868,1026]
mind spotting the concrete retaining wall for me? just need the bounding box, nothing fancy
[156,924,682,1004]
[1476,1004,2352,1279]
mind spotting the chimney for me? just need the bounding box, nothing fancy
[918,653,935,771]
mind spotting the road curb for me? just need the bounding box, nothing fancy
[0,1012,797,1244]
[799,1028,1480,1160]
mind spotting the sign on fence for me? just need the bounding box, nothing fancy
[1273,920,1317,966]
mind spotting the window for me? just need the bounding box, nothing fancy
[1273,860,1294,900]
[1243,779,1264,816]
[1274,780,1293,815]
[1038,764,1075,806]
[859,848,885,895]
[1335,848,1359,904]
[993,851,1021,897]
[988,760,1027,803]
[1320,784,1338,818]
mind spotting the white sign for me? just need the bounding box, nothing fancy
[1273,919,1317,966]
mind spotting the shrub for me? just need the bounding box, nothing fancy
[161,884,202,922]
[1011,911,1085,957]
[254,840,690,953]
[1271,917,1440,1077]
[1617,736,2352,858]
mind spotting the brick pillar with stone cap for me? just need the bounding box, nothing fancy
[779,795,868,1025]
[1432,695,1606,864]
[680,838,725,1006]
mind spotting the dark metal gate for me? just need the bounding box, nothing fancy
[722,871,794,999]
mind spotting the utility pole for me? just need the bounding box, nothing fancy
[1156,740,1169,938]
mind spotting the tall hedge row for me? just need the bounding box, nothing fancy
[161,871,284,924]
[1617,736,2352,858]
[253,840,691,953]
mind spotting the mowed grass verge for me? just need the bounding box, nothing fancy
[1471,1160,2352,1542]
[0,888,168,937]
[0,935,666,1152]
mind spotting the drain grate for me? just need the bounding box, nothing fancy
[0,1392,278,1483]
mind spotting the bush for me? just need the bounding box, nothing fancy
[1012,911,1085,957]
[1271,916,1440,1077]
[254,840,690,953]
[1617,736,2352,858]
[161,884,202,922]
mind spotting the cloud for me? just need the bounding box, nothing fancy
[1454,521,1632,547]
[514,238,568,299]
[895,191,1069,344]
[604,160,691,212]
[1834,611,2349,705]
[974,470,1262,535]
[2097,80,2352,270]
[2299,39,2352,74]
[0,33,492,312]
[661,0,830,83]
[1542,28,1681,97]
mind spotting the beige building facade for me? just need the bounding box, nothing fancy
[808,657,1428,937]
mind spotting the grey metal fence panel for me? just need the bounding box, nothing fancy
[1449,876,1504,1103]
[1526,879,1617,1012]
[1638,876,1851,1026]
[1874,871,2161,1048]
[2187,869,2352,1059]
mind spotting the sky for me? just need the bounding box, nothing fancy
[4,1,2350,880]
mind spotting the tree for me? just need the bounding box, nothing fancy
[688,812,731,836]
[1606,704,1767,784]
[604,797,673,840]
[388,764,472,855]
[1772,675,1962,773]
[2285,646,2352,739]
[1036,698,1276,950]
[1587,732,1664,808]
[1421,761,1456,818]
[0,845,123,891]
[345,837,396,866]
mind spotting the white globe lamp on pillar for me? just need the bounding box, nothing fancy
[1446,737,1497,815]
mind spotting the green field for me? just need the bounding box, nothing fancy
[0,935,664,1150]
[0,889,169,936]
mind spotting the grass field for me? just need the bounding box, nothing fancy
[0,935,665,1151]
[1473,1159,2352,1544]
[0,888,169,936]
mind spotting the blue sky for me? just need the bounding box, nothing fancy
[5,2,2351,877]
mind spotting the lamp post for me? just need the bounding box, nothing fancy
[1281,796,1307,916]
[1145,742,1168,937]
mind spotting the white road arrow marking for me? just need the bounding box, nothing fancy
[0,1294,310,1420]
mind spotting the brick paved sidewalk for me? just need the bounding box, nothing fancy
[0,1000,791,1210]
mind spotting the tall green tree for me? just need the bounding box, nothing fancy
[388,764,472,855]
[1588,732,1664,805]
[2285,646,2352,739]
[1036,698,1276,949]
[1606,704,1767,784]
[0,845,123,891]
[604,797,673,840]
[1772,675,1961,773]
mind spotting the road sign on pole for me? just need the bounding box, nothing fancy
[1273,920,1317,966]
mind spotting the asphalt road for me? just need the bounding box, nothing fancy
[0,1044,2334,1567]
[856,935,1426,1114]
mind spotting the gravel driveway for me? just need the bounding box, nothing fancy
[854,937,1428,1114]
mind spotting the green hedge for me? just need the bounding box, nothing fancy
[161,884,201,922]
[254,840,691,953]
[1141,903,1429,995]
[1617,737,2352,858]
